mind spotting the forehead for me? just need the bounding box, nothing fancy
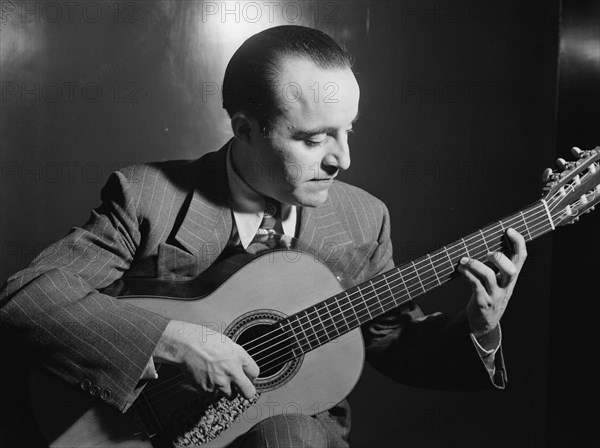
[273,57,360,129]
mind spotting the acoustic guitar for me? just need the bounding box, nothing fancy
[29,147,600,447]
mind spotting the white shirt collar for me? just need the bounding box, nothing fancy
[226,140,297,248]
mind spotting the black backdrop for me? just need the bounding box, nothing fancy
[1,1,596,447]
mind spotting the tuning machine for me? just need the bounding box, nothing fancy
[571,146,584,159]
[556,157,577,171]
[542,168,560,183]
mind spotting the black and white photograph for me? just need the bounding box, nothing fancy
[1,1,598,447]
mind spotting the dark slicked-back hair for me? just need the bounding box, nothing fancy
[222,25,353,134]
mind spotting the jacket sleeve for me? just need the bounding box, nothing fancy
[0,170,170,412]
[361,203,506,390]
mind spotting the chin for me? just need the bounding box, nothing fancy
[294,191,329,208]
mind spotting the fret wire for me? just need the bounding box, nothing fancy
[334,294,352,329]
[433,248,455,283]
[367,280,386,318]
[381,274,396,313]
[461,238,471,258]
[321,301,340,340]
[528,203,547,238]
[321,300,339,340]
[498,219,506,233]
[398,267,412,300]
[484,222,503,252]
[426,253,442,286]
[365,288,376,320]
[365,280,384,315]
[332,296,350,333]
[312,303,329,344]
[519,211,533,240]
[294,313,314,351]
[479,229,490,253]
[303,311,321,348]
[346,290,361,326]
[410,261,426,295]
[348,288,370,325]
[281,319,302,358]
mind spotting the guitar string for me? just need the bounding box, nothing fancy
[142,198,564,402]
[145,195,586,407]
[143,197,567,402]
[145,184,596,402]
[143,199,563,402]
[245,184,591,361]
[253,190,592,368]
[244,204,557,370]
[252,191,584,367]
[142,206,556,405]
[242,201,553,359]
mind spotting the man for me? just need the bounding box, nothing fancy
[0,26,526,447]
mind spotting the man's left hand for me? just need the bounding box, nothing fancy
[458,228,527,338]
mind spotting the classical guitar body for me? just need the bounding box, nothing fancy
[30,247,365,448]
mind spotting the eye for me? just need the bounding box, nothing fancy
[304,136,327,148]
[304,140,325,148]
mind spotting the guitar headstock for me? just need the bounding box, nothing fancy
[542,146,600,226]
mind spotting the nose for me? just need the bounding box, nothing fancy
[323,134,351,173]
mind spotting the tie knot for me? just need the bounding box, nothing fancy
[258,200,279,233]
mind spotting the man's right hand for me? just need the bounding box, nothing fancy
[152,320,260,398]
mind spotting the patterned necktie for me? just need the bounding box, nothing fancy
[256,200,280,235]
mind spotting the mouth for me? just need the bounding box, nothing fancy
[310,173,337,182]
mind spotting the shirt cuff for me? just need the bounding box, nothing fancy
[470,325,502,378]
[139,357,159,381]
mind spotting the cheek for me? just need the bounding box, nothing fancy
[279,150,320,184]
[283,163,304,184]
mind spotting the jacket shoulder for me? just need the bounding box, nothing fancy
[329,180,389,218]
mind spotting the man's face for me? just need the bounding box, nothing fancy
[236,57,360,207]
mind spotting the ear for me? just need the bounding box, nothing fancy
[231,112,257,146]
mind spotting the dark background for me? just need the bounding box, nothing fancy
[1,1,597,447]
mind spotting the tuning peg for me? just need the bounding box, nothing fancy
[542,168,561,182]
[571,147,584,158]
[556,158,568,170]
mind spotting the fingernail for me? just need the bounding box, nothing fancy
[460,257,469,264]
[507,227,515,235]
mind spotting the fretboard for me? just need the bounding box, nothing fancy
[281,199,556,355]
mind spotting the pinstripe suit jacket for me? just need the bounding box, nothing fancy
[0,143,504,416]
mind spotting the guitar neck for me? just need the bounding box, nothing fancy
[282,199,556,354]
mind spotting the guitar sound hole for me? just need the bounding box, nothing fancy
[236,323,294,378]
[227,310,303,391]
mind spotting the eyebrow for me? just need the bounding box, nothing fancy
[291,111,360,138]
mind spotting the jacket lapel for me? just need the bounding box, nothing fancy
[173,144,233,271]
[298,194,354,280]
